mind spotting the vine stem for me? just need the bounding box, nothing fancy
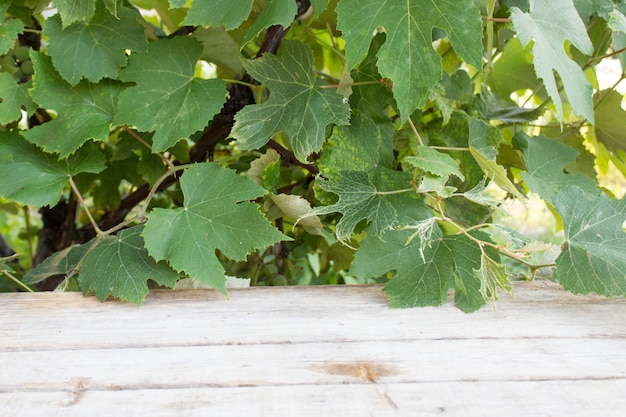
[68,175,102,236]
[376,188,415,196]
[222,78,260,91]
[407,116,424,146]
[2,270,34,292]
[433,201,556,274]
[321,80,384,89]
[102,164,194,236]
[122,125,174,170]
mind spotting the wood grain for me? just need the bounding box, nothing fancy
[1,281,625,416]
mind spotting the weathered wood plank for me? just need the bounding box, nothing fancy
[1,281,625,416]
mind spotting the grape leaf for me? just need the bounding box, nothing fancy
[318,110,393,181]
[231,40,350,162]
[312,168,421,241]
[113,37,227,153]
[0,73,35,124]
[405,146,465,181]
[23,243,92,284]
[23,52,124,157]
[510,0,594,123]
[194,27,242,75]
[573,0,615,20]
[0,19,23,55]
[336,0,483,121]
[44,6,147,85]
[182,0,253,29]
[593,89,626,153]
[55,0,117,27]
[351,227,494,313]
[243,0,297,44]
[78,226,180,304]
[518,132,598,202]
[142,163,289,294]
[488,37,543,102]
[553,186,626,297]
[0,131,105,206]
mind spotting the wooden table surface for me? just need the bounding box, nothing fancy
[1,281,625,416]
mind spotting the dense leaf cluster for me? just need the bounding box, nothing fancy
[0,0,625,311]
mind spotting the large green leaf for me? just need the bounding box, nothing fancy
[243,0,297,44]
[553,186,626,297]
[593,89,626,153]
[0,131,105,207]
[336,0,483,121]
[182,0,254,29]
[142,163,288,294]
[0,19,23,55]
[44,6,147,85]
[55,0,117,27]
[23,52,123,157]
[351,227,502,312]
[78,226,180,304]
[113,37,227,153]
[510,0,594,123]
[0,73,35,124]
[519,132,598,202]
[231,40,350,162]
[312,168,422,241]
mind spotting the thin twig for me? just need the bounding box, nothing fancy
[68,176,102,235]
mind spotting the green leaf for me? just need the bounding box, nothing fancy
[78,226,180,304]
[553,186,626,297]
[113,37,227,153]
[23,243,92,284]
[194,27,243,74]
[23,52,124,157]
[0,19,23,55]
[313,169,421,241]
[142,163,288,294]
[510,0,594,123]
[0,131,105,207]
[336,0,483,121]
[318,110,393,181]
[55,0,118,27]
[243,0,296,45]
[351,227,490,313]
[518,132,598,202]
[44,6,147,84]
[573,0,615,20]
[469,147,523,200]
[593,89,626,153]
[0,73,35,124]
[405,146,465,181]
[182,0,253,29]
[489,37,542,101]
[232,40,349,162]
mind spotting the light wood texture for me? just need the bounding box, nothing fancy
[1,281,625,416]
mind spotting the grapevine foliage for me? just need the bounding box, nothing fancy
[0,0,625,309]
